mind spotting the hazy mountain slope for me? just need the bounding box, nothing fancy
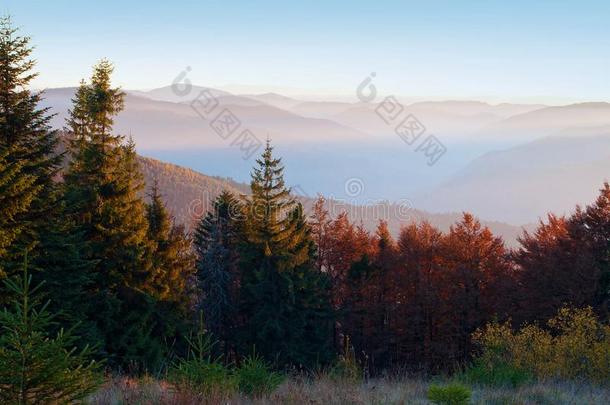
[241,93,303,110]
[139,155,528,245]
[479,102,610,141]
[44,87,606,230]
[40,88,371,150]
[331,101,545,138]
[138,156,248,226]
[130,85,232,103]
[289,101,355,119]
[418,131,610,224]
[408,101,545,118]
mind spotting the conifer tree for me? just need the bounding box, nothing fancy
[238,141,334,368]
[64,59,151,290]
[193,191,241,348]
[144,181,196,357]
[145,181,196,303]
[0,16,61,287]
[0,147,38,284]
[0,258,101,404]
[63,60,159,368]
[0,17,95,334]
[34,216,98,345]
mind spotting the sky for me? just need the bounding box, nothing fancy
[5,0,610,104]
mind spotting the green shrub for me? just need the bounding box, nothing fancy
[462,358,532,387]
[169,358,235,396]
[235,354,284,397]
[427,383,471,405]
[168,312,236,396]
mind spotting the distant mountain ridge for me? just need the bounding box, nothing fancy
[43,85,610,232]
[418,131,610,224]
[138,155,529,246]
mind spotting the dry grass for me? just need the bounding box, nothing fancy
[88,375,610,405]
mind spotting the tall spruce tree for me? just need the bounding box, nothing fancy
[0,17,94,331]
[0,16,61,290]
[63,60,161,369]
[193,191,241,351]
[238,141,334,368]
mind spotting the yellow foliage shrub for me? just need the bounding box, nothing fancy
[472,307,610,384]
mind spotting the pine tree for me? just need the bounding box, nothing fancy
[238,141,334,368]
[0,16,61,289]
[145,181,196,303]
[193,191,241,349]
[64,60,150,290]
[0,18,95,342]
[143,181,196,363]
[0,258,101,404]
[63,60,158,369]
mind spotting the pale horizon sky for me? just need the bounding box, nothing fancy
[5,1,610,105]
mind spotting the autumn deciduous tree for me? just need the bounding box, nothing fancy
[514,183,610,324]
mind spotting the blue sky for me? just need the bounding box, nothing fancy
[5,1,610,103]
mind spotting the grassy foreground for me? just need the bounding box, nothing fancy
[88,375,610,405]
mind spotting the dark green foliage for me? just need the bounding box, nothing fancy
[171,360,235,397]
[194,191,240,348]
[145,181,196,305]
[0,146,38,282]
[105,288,167,372]
[33,214,98,347]
[0,259,102,404]
[63,60,166,370]
[237,141,334,369]
[427,383,472,405]
[0,16,61,293]
[169,314,236,396]
[0,15,94,339]
[235,354,284,398]
[461,358,532,388]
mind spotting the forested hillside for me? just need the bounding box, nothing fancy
[1,16,610,405]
